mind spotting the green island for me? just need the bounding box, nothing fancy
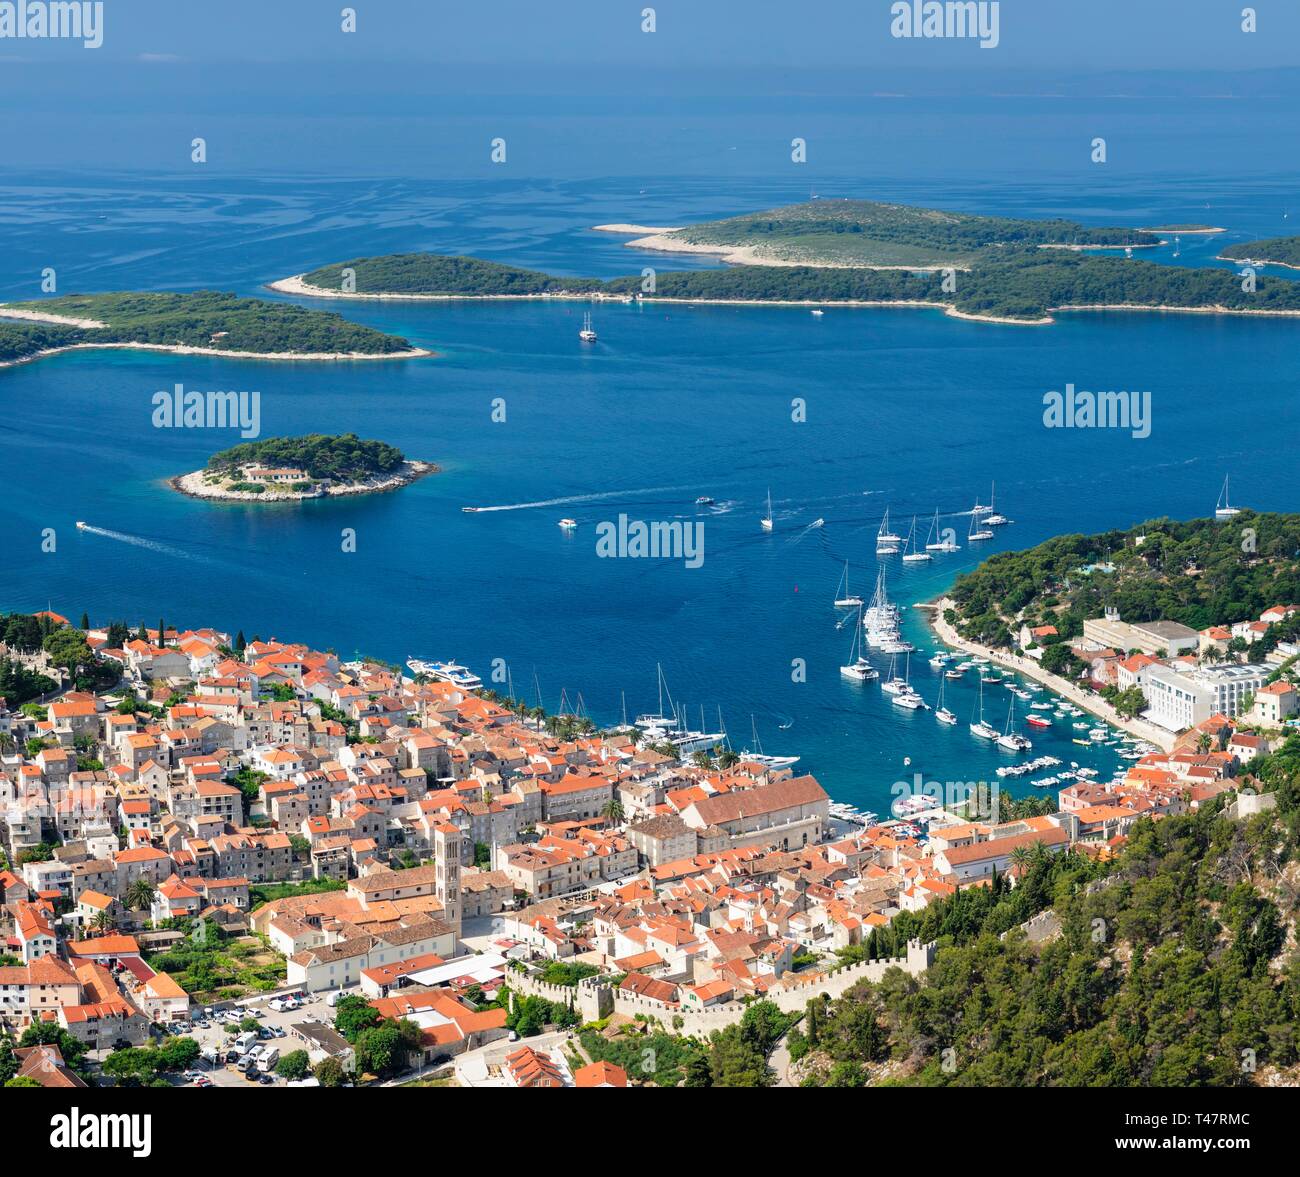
[170,433,436,502]
[635,199,1161,268]
[1219,236,1300,270]
[0,290,425,367]
[277,199,1300,324]
[945,512,1300,650]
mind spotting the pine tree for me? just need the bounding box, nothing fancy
[234,630,246,653]
[79,612,90,631]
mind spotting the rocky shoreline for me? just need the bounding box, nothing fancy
[169,459,438,503]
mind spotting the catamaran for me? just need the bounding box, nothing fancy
[876,507,902,555]
[901,515,932,563]
[760,488,774,532]
[579,311,597,342]
[981,481,1010,527]
[840,608,878,681]
[924,508,960,552]
[970,678,1000,739]
[935,676,957,725]
[1215,475,1242,520]
[834,561,864,608]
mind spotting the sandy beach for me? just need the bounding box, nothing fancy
[0,338,432,371]
[0,306,107,328]
[921,598,1176,752]
[169,459,438,503]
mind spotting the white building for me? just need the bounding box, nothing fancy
[1142,663,1268,732]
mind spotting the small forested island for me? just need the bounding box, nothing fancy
[1219,236,1300,270]
[275,199,1300,324]
[946,512,1300,649]
[170,433,436,502]
[0,291,427,368]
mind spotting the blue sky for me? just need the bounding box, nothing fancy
[5,0,1300,70]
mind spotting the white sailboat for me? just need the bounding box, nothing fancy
[579,311,597,342]
[760,488,774,532]
[834,561,863,608]
[970,677,1000,739]
[924,508,960,552]
[996,697,1033,752]
[968,499,994,542]
[876,507,901,555]
[901,515,932,563]
[1215,475,1242,520]
[935,676,957,725]
[981,481,1010,527]
[840,607,878,681]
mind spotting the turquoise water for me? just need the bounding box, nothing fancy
[2,172,1299,812]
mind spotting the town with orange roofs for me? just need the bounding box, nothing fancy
[0,592,1295,1089]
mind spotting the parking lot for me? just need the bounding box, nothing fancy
[169,987,347,1088]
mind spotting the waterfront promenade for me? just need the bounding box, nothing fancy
[920,599,1177,754]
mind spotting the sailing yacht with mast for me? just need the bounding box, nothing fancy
[834,562,863,608]
[876,507,901,555]
[579,311,597,342]
[1215,475,1242,520]
[981,481,1010,527]
[970,677,1000,739]
[840,607,878,681]
[996,697,1033,752]
[935,675,957,725]
[968,499,994,542]
[901,515,932,563]
[740,716,800,770]
[760,488,774,532]
[924,508,960,552]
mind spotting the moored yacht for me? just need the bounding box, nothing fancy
[760,488,774,532]
[1215,475,1242,520]
[876,507,902,555]
[579,311,597,341]
[834,561,864,608]
[924,508,961,552]
[900,515,932,563]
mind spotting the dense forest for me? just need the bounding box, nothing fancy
[1220,236,1300,268]
[293,248,1300,322]
[0,291,414,361]
[947,512,1300,648]
[207,433,405,482]
[301,254,604,296]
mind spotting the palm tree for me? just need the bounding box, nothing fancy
[602,799,624,824]
[125,878,155,912]
[1008,845,1032,878]
[90,908,116,934]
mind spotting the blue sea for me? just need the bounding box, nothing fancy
[2,79,1299,814]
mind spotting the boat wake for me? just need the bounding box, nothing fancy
[465,484,695,513]
[75,524,210,563]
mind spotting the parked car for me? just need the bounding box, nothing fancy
[257,1027,274,1040]
[258,1073,274,1085]
[193,1076,213,1088]
[271,1026,287,1039]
